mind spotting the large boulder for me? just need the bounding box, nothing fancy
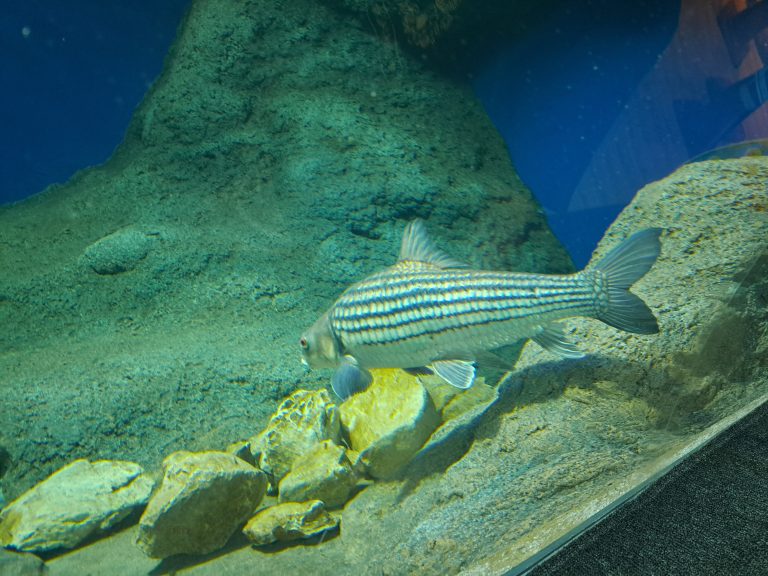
[512,158,768,426]
[339,369,441,478]
[0,459,152,553]
[136,451,267,558]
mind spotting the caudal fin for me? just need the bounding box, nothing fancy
[592,228,662,334]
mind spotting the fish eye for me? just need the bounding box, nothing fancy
[299,337,308,349]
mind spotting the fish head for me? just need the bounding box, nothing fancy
[299,310,341,369]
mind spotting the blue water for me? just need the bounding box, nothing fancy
[473,0,679,266]
[0,1,190,205]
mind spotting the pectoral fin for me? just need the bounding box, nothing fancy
[531,323,585,359]
[332,356,373,400]
[430,360,476,389]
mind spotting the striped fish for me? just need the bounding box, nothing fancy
[300,220,661,399]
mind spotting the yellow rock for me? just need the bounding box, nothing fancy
[421,375,497,421]
[420,373,464,412]
[243,500,338,546]
[441,380,497,422]
[249,389,341,484]
[136,450,267,559]
[278,440,358,508]
[0,459,153,553]
[339,369,440,479]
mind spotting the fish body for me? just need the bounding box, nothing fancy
[332,267,594,368]
[301,220,661,399]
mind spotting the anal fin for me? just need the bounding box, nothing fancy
[531,323,585,359]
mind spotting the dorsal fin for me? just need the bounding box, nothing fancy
[398,219,467,269]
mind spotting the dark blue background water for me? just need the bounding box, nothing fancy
[473,0,679,265]
[1,1,189,204]
[2,1,759,266]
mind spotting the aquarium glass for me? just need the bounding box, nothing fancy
[0,1,766,575]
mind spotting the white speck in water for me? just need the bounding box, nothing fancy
[21,26,31,39]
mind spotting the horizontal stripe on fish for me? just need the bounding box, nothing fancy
[331,285,597,346]
[345,284,594,311]
[336,288,595,320]
[334,311,585,348]
[333,291,594,331]
[337,273,596,319]
[336,278,594,319]
[346,271,588,298]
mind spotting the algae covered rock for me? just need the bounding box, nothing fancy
[277,440,358,508]
[0,459,153,553]
[136,450,267,559]
[81,227,157,275]
[340,369,440,478]
[243,500,338,546]
[249,389,341,484]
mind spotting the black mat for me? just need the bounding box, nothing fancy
[523,398,768,576]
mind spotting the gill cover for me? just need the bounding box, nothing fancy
[300,311,341,369]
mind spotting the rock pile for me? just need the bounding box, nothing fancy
[247,389,342,485]
[0,371,495,562]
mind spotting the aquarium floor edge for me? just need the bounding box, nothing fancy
[516,391,768,576]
